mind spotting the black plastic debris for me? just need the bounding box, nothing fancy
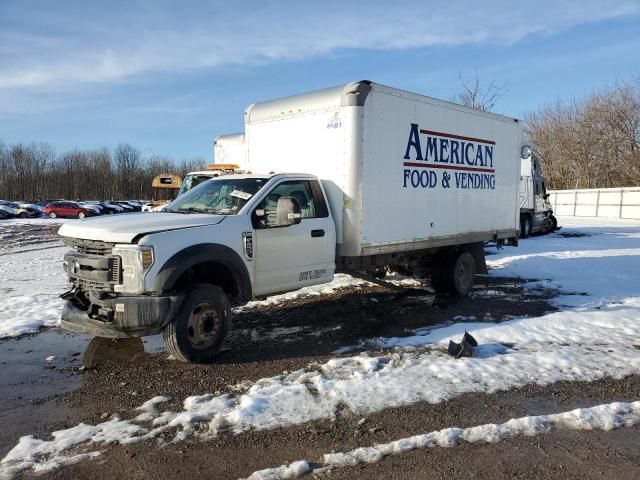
[447,330,478,358]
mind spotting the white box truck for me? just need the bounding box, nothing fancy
[57,81,523,362]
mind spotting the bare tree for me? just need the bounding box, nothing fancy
[455,69,507,112]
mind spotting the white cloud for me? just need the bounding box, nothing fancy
[0,0,638,90]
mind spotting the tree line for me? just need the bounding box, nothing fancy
[0,143,207,201]
[525,78,640,190]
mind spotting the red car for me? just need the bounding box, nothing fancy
[44,201,95,219]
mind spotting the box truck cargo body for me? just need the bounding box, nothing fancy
[245,81,521,261]
[213,133,246,167]
[57,81,523,362]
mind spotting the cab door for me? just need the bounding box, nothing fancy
[252,179,335,296]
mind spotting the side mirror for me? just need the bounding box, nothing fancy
[276,197,302,227]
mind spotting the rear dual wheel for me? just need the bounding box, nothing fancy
[163,284,232,363]
[431,251,476,296]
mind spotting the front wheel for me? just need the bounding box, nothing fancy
[520,216,531,238]
[19,212,28,218]
[163,284,231,363]
[48,212,57,219]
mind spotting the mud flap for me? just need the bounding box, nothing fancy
[467,243,488,275]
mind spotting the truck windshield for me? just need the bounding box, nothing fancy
[166,177,268,215]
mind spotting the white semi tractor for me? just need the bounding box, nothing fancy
[519,149,558,237]
[58,81,523,362]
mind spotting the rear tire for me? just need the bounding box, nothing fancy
[163,284,231,363]
[49,212,57,219]
[446,251,476,296]
[431,251,476,296]
[520,216,531,238]
[551,215,558,230]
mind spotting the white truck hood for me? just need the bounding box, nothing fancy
[58,212,225,243]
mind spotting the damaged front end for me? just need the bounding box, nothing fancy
[60,237,183,338]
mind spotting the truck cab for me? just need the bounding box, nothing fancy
[59,173,336,362]
[519,150,558,237]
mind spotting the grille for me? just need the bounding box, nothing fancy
[73,278,115,292]
[63,237,115,256]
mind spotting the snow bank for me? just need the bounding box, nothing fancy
[245,400,640,479]
[235,273,419,312]
[0,419,143,476]
[0,246,68,338]
[245,460,311,480]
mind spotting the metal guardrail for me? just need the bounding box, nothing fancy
[548,187,640,220]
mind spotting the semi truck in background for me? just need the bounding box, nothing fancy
[176,133,247,197]
[519,148,558,237]
[57,80,523,362]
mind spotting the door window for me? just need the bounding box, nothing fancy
[254,181,317,227]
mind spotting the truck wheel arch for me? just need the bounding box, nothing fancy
[154,244,252,302]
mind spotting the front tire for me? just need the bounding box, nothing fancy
[48,212,57,219]
[19,212,28,218]
[163,284,231,363]
[520,216,531,238]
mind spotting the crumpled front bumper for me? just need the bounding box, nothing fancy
[60,293,184,338]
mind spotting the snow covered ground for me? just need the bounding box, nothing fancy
[1,216,640,476]
[0,245,68,339]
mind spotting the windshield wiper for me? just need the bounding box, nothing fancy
[175,207,213,214]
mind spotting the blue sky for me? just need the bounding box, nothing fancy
[1,0,639,162]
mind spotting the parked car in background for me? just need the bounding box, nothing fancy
[101,202,125,213]
[78,202,103,216]
[17,203,44,217]
[0,206,16,219]
[92,202,119,214]
[34,199,65,208]
[0,201,32,218]
[111,201,136,212]
[124,201,143,212]
[44,201,96,219]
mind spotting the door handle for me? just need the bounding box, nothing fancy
[311,229,325,238]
